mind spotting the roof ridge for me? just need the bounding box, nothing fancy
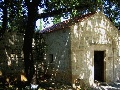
[39,12,97,34]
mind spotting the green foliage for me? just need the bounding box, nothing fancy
[102,0,120,29]
[53,15,61,24]
[40,0,120,28]
[1,0,120,31]
[39,19,43,30]
[0,0,26,33]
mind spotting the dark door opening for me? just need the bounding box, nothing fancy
[94,51,104,82]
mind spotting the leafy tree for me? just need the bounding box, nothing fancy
[103,0,120,29]
[0,0,26,34]
[0,0,8,38]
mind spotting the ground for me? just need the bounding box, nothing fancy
[1,80,120,90]
[92,80,120,90]
[1,75,120,90]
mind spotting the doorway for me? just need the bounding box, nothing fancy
[94,51,105,82]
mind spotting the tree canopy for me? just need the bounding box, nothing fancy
[1,0,120,30]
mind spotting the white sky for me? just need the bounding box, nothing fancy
[36,7,70,30]
[36,16,70,30]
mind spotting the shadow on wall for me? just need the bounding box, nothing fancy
[42,29,72,86]
[0,32,25,84]
[0,32,48,86]
[71,13,118,89]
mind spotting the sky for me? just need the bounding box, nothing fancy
[36,7,70,30]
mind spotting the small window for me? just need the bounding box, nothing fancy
[49,54,53,63]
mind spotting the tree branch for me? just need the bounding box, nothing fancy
[38,4,94,19]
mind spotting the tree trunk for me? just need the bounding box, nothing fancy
[23,1,38,84]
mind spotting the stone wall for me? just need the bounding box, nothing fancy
[116,32,120,81]
[0,31,24,82]
[40,12,120,87]
[70,12,119,87]
[0,32,24,75]
[0,32,45,82]
[43,28,72,84]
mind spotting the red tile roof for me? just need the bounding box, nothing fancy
[39,12,97,34]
